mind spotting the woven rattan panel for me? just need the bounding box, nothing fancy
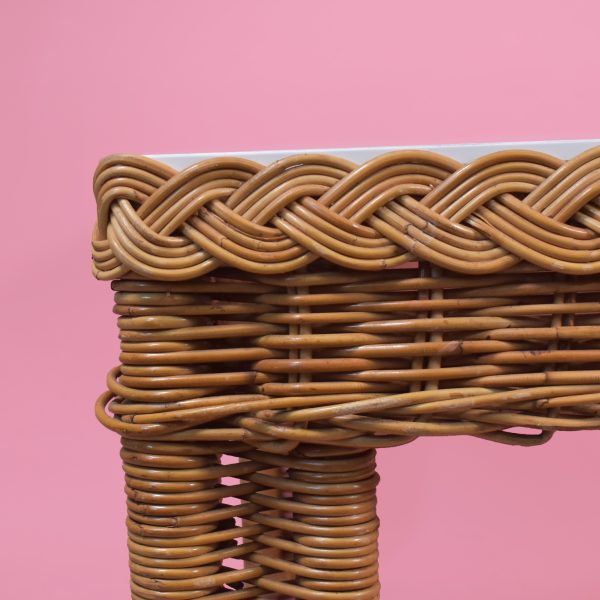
[92,148,600,599]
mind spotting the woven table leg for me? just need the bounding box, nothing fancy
[120,439,265,599]
[241,447,381,599]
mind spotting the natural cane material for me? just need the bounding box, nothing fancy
[92,147,600,599]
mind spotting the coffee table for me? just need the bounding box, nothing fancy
[92,139,600,599]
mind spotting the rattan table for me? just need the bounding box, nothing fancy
[92,139,600,599]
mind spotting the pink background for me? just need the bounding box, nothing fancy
[3,1,600,597]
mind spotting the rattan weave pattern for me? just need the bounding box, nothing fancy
[92,148,600,599]
[93,148,600,280]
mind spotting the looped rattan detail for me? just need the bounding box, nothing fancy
[92,147,600,599]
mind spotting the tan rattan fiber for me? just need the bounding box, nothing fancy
[92,147,600,599]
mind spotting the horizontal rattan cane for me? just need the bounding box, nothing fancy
[92,146,600,599]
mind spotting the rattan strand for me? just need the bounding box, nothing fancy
[92,148,600,599]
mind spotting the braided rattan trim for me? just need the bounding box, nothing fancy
[92,147,600,280]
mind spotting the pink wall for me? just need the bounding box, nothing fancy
[3,1,600,597]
